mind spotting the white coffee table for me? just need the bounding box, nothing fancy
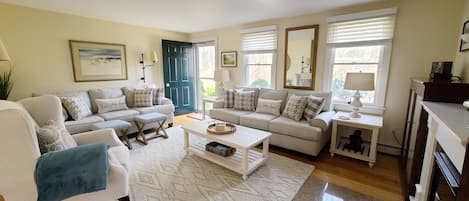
[182,120,272,180]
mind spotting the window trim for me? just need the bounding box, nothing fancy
[324,9,396,113]
[243,50,277,89]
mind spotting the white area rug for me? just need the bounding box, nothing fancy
[129,126,314,201]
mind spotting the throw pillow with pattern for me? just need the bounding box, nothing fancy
[95,96,129,114]
[224,89,235,108]
[234,91,256,111]
[134,89,153,107]
[36,120,77,154]
[151,88,164,105]
[61,96,92,121]
[255,98,283,116]
[303,95,325,122]
[282,94,308,121]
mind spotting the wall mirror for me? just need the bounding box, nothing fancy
[284,25,319,90]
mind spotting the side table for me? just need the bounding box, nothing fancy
[202,97,223,120]
[330,111,383,167]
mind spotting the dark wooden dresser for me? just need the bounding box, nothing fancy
[401,78,469,200]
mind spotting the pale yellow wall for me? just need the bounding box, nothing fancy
[454,0,469,79]
[190,0,464,149]
[0,3,190,100]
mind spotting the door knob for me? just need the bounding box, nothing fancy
[166,83,170,87]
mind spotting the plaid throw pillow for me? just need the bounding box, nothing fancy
[303,95,325,122]
[282,94,307,121]
[234,91,256,111]
[61,96,92,121]
[134,89,153,107]
[224,89,235,108]
[151,88,164,105]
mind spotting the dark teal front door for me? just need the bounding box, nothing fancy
[162,40,195,115]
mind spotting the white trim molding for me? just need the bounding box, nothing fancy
[327,7,398,23]
[240,25,277,34]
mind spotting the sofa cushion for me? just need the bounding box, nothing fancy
[303,95,325,121]
[224,89,235,108]
[255,98,282,116]
[270,116,322,141]
[122,87,136,108]
[240,113,277,131]
[150,88,164,105]
[236,87,260,108]
[258,88,288,111]
[65,115,105,134]
[209,108,254,124]
[88,88,124,113]
[134,104,175,115]
[287,91,332,112]
[98,109,140,121]
[37,120,77,154]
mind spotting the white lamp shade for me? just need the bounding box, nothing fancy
[214,69,230,82]
[151,51,158,63]
[344,72,375,91]
[0,40,10,61]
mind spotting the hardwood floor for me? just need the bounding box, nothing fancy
[173,113,403,201]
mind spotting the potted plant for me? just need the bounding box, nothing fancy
[0,69,12,100]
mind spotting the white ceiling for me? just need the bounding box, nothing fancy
[0,0,381,33]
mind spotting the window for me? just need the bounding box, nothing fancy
[325,8,396,108]
[195,41,216,110]
[241,26,277,88]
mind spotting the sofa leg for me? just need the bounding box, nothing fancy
[118,195,130,201]
[168,123,173,128]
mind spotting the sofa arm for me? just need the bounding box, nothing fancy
[161,97,173,105]
[72,129,124,147]
[213,100,224,109]
[309,111,336,131]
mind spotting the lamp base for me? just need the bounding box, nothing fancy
[349,90,363,118]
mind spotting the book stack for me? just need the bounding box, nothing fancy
[205,142,236,157]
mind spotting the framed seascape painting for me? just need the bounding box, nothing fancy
[221,51,237,67]
[69,40,128,82]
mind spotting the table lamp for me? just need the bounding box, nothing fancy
[214,69,230,97]
[344,72,375,118]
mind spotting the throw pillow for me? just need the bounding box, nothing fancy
[134,89,153,107]
[233,91,256,111]
[303,95,325,122]
[282,94,308,121]
[255,98,283,116]
[224,89,235,108]
[151,88,164,105]
[122,87,136,108]
[36,120,77,154]
[61,96,92,121]
[95,96,128,114]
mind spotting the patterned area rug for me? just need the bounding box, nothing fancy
[129,126,314,201]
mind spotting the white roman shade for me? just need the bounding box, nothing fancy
[241,25,277,51]
[327,8,397,44]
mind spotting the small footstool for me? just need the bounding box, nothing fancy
[134,113,168,145]
[90,120,133,149]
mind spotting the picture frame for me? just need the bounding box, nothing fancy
[69,40,128,82]
[460,20,469,52]
[221,51,237,67]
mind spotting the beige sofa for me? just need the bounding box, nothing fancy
[34,87,175,135]
[210,88,335,157]
[0,95,129,201]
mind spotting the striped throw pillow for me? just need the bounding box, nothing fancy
[151,88,164,105]
[134,89,153,107]
[224,89,235,108]
[303,95,325,122]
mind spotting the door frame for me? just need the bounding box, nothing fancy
[193,40,216,112]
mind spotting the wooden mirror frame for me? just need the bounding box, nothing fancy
[283,25,319,90]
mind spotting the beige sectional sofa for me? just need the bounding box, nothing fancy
[210,88,335,157]
[34,87,175,134]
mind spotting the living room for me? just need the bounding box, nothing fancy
[1,0,469,201]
